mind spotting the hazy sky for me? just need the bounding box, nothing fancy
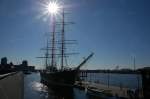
[0,0,150,69]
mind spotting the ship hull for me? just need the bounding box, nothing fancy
[40,69,78,87]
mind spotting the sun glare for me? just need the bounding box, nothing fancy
[46,1,60,15]
[37,0,63,22]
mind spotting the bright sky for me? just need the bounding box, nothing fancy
[0,0,150,69]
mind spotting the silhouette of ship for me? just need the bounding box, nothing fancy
[38,8,94,86]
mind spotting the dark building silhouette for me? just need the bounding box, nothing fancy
[14,60,35,73]
[9,62,13,66]
[0,57,35,74]
[1,57,7,65]
[0,57,12,74]
[22,60,28,66]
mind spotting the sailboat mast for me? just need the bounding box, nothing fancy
[61,8,65,69]
[45,39,49,69]
[51,16,56,67]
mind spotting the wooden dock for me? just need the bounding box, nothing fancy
[74,81,143,99]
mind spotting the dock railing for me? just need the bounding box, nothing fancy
[75,80,143,99]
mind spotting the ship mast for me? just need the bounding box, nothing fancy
[51,15,56,67]
[45,39,49,69]
[36,38,51,70]
[37,2,77,70]
[59,8,78,70]
[37,1,60,70]
[61,8,65,69]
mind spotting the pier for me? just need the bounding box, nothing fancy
[75,81,143,99]
[0,72,23,99]
[77,70,144,99]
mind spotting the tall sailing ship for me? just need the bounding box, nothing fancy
[38,2,94,86]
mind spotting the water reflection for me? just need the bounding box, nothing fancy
[24,73,84,99]
[31,81,48,92]
[29,80,73,99]
[24,73,119,99]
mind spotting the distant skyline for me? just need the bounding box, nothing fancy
[0,0,150,69]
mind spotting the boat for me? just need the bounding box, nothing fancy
[40,53,94,87]
[38,4,94,87]
[40,68,77,86]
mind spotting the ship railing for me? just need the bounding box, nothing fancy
[59,66,76,71]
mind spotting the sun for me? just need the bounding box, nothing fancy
[45,1,61,15]
[37,0,63,22]
[47,2,59,14]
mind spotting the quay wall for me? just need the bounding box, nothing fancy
[0,72,23,99]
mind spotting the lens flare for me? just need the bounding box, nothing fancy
[46,2,60,14]
[37,0,63,22]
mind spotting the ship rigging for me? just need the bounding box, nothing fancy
[37,1,94,86]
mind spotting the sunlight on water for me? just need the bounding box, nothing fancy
[31,81,48,92]
[25,73,138,99]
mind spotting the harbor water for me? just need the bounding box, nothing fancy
[84,73,142,89]
[24,73,88,99]
[24,72,142,99]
